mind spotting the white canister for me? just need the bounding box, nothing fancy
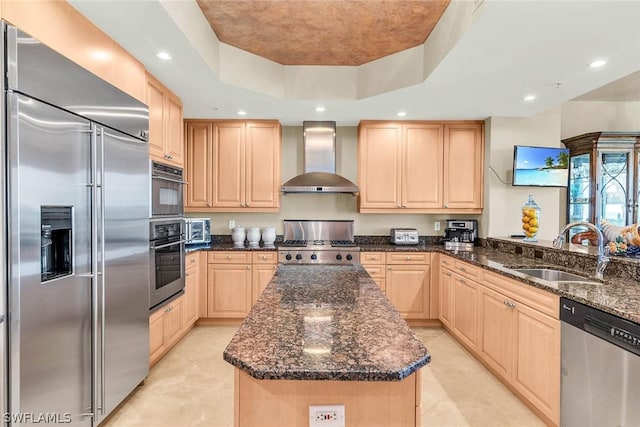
[262,227,276,247]
[247,227,261,247]
[232,227,246,247]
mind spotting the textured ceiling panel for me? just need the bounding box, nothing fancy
[196,0,451,66]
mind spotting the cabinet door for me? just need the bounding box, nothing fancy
[245,121,281,209]
[478,285,514,381]
[443,124,484,209]
[513,302,561,424]
[251,264,277,305]
[165,93,184,167]
[213,122,245,208]
[185,122,213,208]
[207,264,252,318]
[402,123,443,208]
[439,268,453,328]
[358,123,402,209]
[183,255,199,328]
[149,309,165,364]
[163,298,184,345]
[452,274,479,351]
[146,74,166,162]
[386,265,430,319]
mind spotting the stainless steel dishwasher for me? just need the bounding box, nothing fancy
[560,297,640,426]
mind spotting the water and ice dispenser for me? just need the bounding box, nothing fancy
[41,206,72,282]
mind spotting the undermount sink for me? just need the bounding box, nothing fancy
[510,268,598,283]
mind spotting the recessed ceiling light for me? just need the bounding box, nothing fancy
[523,95,536,102]
[156,52,172,60]
[397,111,407,117]
[315,106,325,112]
[237,110,247,116]
[589,59,607,68]
[91,50,111,61]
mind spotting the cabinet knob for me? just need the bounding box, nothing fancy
[406,256,411,260]
[387,266,391,271]
[444,204,449,208]
[397,204,401,208]
[207,203,212,207]
[402,204,406,208]
[227,255,231,260]
[246,202,250,207]
[247,265,251,270]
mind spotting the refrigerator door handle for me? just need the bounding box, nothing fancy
[90,125,100,419]
[98,127,106,416]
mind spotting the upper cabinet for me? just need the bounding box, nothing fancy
[357,121,484,213]
[184,120,281,212]
[147,72,184,167]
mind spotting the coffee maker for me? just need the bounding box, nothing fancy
[443,219,478,251]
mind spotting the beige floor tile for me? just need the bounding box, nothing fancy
[102,325,543,427]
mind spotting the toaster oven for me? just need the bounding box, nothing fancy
[185,218,211,245]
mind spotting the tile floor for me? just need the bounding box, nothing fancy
[102,326,544,427]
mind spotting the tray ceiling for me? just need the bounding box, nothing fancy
[196,0,450,66]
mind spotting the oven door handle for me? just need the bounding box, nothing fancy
[151,239,187,250]
[152,174,187,185]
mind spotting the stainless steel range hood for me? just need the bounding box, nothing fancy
[281,121,359,194]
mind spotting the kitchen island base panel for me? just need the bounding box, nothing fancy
[234,369,422,427]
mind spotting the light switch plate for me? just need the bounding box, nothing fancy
[228,220,235,229]
[434,221,441,231]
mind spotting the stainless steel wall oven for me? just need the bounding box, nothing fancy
[150,161,184,217]
[150,219,185,310]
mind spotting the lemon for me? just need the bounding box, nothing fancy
[528,226,538,234]
[522,216,530,223]
[522,223,530,231]
[529,218,538,227]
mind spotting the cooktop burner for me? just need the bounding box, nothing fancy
[331,240,357,247]
[282,240,307,247]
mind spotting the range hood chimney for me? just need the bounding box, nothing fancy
[280,121,359,194]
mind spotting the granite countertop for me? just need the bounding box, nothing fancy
[360,243,639,324]
[223,265,431,381]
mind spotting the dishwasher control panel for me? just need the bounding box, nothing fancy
[561,297,640,357]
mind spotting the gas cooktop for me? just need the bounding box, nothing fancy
[277,220,360,265]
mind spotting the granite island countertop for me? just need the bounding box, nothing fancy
[223,265,431,381]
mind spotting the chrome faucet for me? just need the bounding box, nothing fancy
[553,221,609,280]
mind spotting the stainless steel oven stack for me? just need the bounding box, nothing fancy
[149,161,186,310]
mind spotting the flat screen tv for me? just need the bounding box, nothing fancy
[512,145,569,187]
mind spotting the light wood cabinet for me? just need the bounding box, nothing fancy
[385,252,430,319]
[443,123,484,210]
[207,262,252,318]
[251,252,278,305]
[184,120,281,212]
[149,296,184,366]
[146,72,183,167]
[438,260,454,328]
[479,271,560,424]
[358,121,484,213]
[441,258,561,426]
[361,252,386,292]
[451,273,479,351]
[183,252,200,328]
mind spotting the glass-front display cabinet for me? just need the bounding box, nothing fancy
[562,132,640,227]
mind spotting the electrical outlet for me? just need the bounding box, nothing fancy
[309,405,345,427]
[434,221,441,231]
[228,220,235,229]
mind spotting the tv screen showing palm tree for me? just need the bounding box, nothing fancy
[512,146,570,187]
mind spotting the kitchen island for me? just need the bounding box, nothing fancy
[223,265,430,427]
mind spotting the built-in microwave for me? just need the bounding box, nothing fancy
[150,161,184,217]
[185,218,211,245]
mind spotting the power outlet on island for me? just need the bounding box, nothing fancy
[309,405,345,427]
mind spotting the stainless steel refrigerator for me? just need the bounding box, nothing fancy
[2,24,150,426]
